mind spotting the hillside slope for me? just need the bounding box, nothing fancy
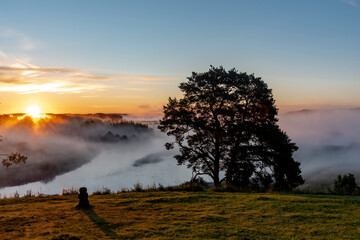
[1,192,360,239]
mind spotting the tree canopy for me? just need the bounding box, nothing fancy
[2,152,27,168]
[0,138,27,169]
[159,66,304,191]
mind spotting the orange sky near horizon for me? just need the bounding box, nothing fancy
[0,80,353,118]
[0,53,357,117]
[0,59,357,118]
[0,62,356,117]
[0,63,183,117]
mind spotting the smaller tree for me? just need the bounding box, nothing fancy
[0,137,27,168]
[2,152,27,168]
[333,174,359,195]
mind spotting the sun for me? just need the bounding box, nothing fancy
[26,105,41,118]
[17,105,49,122]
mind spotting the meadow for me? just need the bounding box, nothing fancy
[1,191,360,239]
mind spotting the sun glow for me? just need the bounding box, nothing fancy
[17,105,50,121]
[26,105,41,118]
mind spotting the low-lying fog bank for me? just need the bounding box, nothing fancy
[279,108,360,189]
[0,114,190,196]
[2,108,360,196]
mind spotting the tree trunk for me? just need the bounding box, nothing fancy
[213,159,220,187]
[213,134,221,188]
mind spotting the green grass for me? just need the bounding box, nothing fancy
[1,191,360,239]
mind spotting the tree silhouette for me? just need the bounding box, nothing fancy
[333,174,358,195]
[159,66,303,190]
[0,137,27,168]
[2,152,27,168]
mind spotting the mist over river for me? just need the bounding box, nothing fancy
[1,108,360,196]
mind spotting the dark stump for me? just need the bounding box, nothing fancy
[75,187,90,209]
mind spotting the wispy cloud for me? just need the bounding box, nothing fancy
[81,95,99,98]
[0,50,8,59]
[0,50,176,95]
[0,82,103,94]
[0,66,78,73]
[0,65,110,81]
[0,52,108,94]
[1,29,42,51]
[342,0,357,6]
[138,104,151,109]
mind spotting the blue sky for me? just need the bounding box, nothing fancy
[0,0,359,115]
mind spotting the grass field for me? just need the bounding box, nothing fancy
[1,191,360,239]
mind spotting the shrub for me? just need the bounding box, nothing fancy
[13,191,20,198]
[144,183,158,192]
[92,187,112,195]
[118,187,128,193]
[62,187,79,196]
[166,178,207,192]
[36,191,46,197]
[133,182,144,192]
[24,190,33,197]
[333,174,359,195]
[157,183,165,191]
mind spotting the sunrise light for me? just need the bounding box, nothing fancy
[26,105,41,118]
[16,105,50,121]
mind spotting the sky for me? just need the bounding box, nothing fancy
[0,0,359,117]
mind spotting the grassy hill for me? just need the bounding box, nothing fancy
[1,191,360,239]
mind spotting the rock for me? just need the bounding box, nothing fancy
[75,187,90,209]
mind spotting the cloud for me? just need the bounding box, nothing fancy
[1,29,42,51]
[0,66,111,80]
[0,50,176,95]
[74,74,109,80]
[0,50,8,59]
[342,0,357,6]
[0,65,108,94]
[0,52,112,94]
[138,104,151,109]
[4,83,104,94]
[0,66,175,82]
[80,95,98,98]
[0,66,79,73]
[0,74,30,85]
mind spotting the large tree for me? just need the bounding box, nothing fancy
[159,66,303,190]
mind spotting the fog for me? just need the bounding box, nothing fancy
[0,114,190,196]
[1,108,360,196]
[279,108,360,188]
